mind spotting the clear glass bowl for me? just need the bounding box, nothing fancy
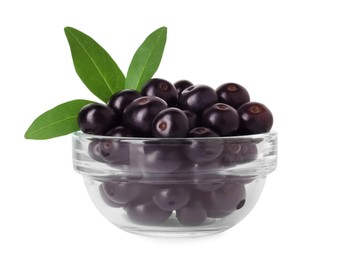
[72,131,277,237]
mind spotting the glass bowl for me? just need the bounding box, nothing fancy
[72,131,277,237]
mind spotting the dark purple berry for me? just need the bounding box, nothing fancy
[99,184,124,208]
[152,186,190,211]
[219,140,258,167]
[221,141,242,167]
[127,183,155,204]
[152,108,189,138]
[99,126,134,164]
[126,200,172,225]
[216,83,250,109]
[237,142,258,164]
[176,198,207,226]
[237,102,273,134]
[105,125,134,137]
[141,78,178,106]
[193,174,225,192]
[101,181,140,204]
[88,141,105,162]
[184,128,224,164]
[176,157,221,174]
[137,143,183,174]
[123,96,168,136]
[178,85,218,114]
[188,127,219,137]
[78,103,117,135]
[107,89,141,117]
[202,103,240,136]
[204,181,246,212]
[174,80,193,95]
[183,110,199,130]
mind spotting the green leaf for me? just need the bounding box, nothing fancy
[25,100,94,140]
[125,27,167,91]
[64,27,125,103]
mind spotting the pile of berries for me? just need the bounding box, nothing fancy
[78,78,273,138]
[77,78,273,226]
[100,177,248,226]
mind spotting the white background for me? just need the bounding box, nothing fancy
[1,0,352,259]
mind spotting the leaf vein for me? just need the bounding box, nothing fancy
[27,116,77,137]
[135,32,163,89]
[67,29,114,95]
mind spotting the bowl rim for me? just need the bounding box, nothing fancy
[73,130,277,142]
[72,130,278,178]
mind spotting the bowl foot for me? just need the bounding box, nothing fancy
[120,226,231,238]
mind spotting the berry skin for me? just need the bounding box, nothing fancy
[184,128,224,164]
[88,141,105,162]
[178,85,218,114]
[138,143,183,174]
[105,125,134,137]
[101,181,140,204]
[99,126,134,164]
[237,102,273,134]
[99,184,124,208]
[183,110,199,130]
[123,96,168,136]
[78,103,117,135]
[176,198,207,226]
[193,174,225,192]
[201,103,240,136]
[152,108,189,138]
[152,185,190,211]
[107,89,141,117]
[188,127,219,137]
[174,80,193,95]
[141,78,178,106]
[236,142,258,164]
[216,83,250,109]
[219,140,258,167]
[204,181,246,212]
[126,200,172,226]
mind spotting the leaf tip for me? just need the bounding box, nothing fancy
[64,26,72,33]
[64,26,79,37]
[24,124,33,139]
[24,132,35,140]
[158,26,167,34]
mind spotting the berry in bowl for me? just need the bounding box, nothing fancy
[25,26,277,237]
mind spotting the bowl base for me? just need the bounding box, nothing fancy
[120,226,231,238]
